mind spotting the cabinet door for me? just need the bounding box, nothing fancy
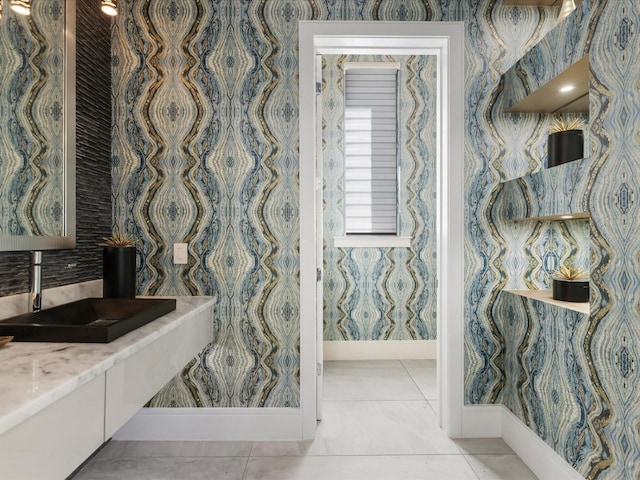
[0,374,106,480]
[104,305,213,438]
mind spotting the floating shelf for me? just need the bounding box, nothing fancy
[511,211,590,222]
[497,157,591,221]
[504,289,589,315]
[502,0,585,7]
[502,0,561,5]
[507,55,589,114]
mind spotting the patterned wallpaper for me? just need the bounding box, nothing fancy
[321,54,437,342]
[112,0,544,401]
[490,0,640,478]
[495,157,592,290]
[0,1,65,236]
[0,0,112,297]
[111,0,640,477]
[586,5,640,475]
[499,291,593,469]
[115,0,546,410]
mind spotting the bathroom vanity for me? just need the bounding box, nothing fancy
[0,296,214,480]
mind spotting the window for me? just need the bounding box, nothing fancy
[343,63,399,235]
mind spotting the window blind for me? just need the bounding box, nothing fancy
[344,66,398,235]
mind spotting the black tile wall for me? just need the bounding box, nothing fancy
[0,0,112,296]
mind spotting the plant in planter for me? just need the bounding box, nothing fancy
[100,232,137,298]
[552,264,589,303]
[547,117,585,168]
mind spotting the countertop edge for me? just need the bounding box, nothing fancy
[0,296,215,437]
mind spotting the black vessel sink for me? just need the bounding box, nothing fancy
[0,298,177,343]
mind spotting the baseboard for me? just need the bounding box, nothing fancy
[112,408,302,441]
[323,340,436,360]
[113,394,580,480]
[460,404,503,438]
[500,407,584,480]
[459,404,583,479]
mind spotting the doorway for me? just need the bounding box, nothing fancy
[298,21,465,439]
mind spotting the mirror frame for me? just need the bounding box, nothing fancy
[0,0,76,251]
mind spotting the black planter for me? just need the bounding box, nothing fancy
[547,129,584,168]
[552,278,589,303]
[103,246,137,298]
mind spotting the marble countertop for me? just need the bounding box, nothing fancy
[0,296,215,437]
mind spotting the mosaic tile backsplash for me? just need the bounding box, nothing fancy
[111,0,638,477]
[322,54,438,341]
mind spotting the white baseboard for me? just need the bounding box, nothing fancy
[323,340,436,360]
[460,404,503,438]
[112,408,302,441]
[501,407,584,480]
[113,396,581,480]
[459,405,583,480]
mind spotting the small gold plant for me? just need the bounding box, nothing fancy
[556,264,587,280]
[100,231,136,247]
[550,117,585,133]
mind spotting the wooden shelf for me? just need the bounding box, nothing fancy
[502,0,584,5]
[498,157,591,220]
[511,211,589,222]
[507,55,589,114]
[504,289,589,315]
[502,0,561,5]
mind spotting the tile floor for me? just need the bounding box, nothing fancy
[72,360,537,480]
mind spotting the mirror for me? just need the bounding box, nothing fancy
[0,0,75,251]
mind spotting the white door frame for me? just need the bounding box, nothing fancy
[314,52,324,422]
[299,21,465,439]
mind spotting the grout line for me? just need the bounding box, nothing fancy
[402,361,429,402]
[76,363,521,479]
[323,395,429,403]
[425,398,438,416]
[240,455,251,480]
[463,453,519,456]
[246,452,484,459]
[461,453,483,480]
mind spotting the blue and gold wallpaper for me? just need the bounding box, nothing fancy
[112,0,639,477]
[491,1,640,478]
[494,158,591,290]
[113,0,547,409]
[321,54,437,341]
[499,291,594,469]
[0,1,65,236]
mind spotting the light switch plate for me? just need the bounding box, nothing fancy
[173,243,188,264]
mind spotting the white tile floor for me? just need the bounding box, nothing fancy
[72,360,537,480]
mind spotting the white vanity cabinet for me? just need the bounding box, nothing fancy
[104,305,211,438]
[0,374,106,480]
[0,297,214,480]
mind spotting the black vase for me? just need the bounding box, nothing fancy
[547,129,584,168]
[552,278,589,303]
[103,246,137,298]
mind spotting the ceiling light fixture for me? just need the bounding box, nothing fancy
[10,0,31,16]
[560,215,574,220]
[560,85,575,93]
[101,0,118,16]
